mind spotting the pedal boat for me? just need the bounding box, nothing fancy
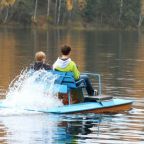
[0,71,133,114]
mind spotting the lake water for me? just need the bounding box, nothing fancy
[0,27,144,144]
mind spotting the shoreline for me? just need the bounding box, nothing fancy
[0,23,142,31]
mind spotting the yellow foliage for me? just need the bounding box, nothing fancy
[141,0,144,15]
[66,0,73,11]
[0,0,15,8]
[78,0,86,10]
[0,0,8,7]
[6,0,16,6]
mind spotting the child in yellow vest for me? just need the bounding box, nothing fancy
[53,45,96,96]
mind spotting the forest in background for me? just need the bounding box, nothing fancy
[0,0,144,29]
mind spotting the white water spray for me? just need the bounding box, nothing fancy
[2,69,63,110]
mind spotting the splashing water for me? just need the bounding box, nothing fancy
[2,69,63,110]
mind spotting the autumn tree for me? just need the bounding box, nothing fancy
[138,0,144,27]
[0,0,142,29]
[0,0,16,23]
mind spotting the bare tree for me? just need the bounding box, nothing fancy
[0,0,15,23]
[138,0,144,27]
[33,0,38,22]
[66,0,73,24]
[55,0,58,24]
[47,0,50,17]
[3,6,9,23]
[57,0,62,24]
[119,0,123,22]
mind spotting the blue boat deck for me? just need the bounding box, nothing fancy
[40,98,133,114]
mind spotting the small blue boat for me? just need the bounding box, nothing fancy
[0,71,133,114]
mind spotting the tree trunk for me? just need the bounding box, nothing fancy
[138,15,144,27]
[119,0,123,22]
[100,14,103,24]
[68,11,72,24]
[34,0,38,22]
[138,0,144,27]
[55,0,58,24]
[67,0,73,24]
[3,7,9,23]
[57,0,62,24]
[47,0,50,17]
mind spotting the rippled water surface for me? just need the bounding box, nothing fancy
[0,28,144,143]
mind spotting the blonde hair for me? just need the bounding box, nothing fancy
[35,51,46,61]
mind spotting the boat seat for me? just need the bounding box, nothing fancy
[53,84,68,94]
[50,71,86,104]
[84,95,113,102]
[50,71,86,93]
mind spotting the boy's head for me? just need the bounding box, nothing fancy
[35,51,46,62]
[61,45,71,56]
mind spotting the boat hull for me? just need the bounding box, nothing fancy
[0,98,133,114]
[73,102,132,114]
[42,98,133,114]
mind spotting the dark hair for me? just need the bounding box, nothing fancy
[61,45,71,55]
